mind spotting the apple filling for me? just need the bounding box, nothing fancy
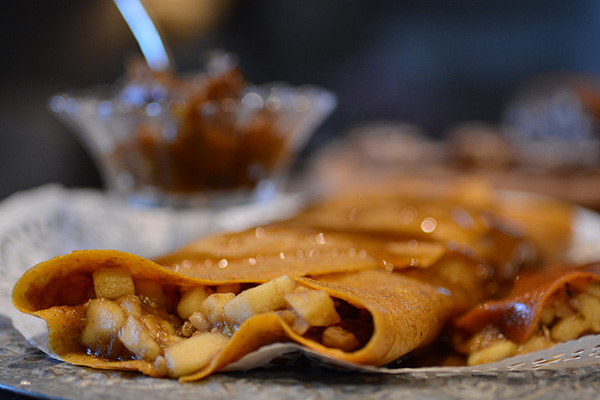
[79,267,372,377]
[463,282,600,365]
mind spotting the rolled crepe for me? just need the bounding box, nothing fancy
[12,243,494,382]
[10,184,563,381]
[453,262,600,365]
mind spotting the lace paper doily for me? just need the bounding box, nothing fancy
[2,184,600,375]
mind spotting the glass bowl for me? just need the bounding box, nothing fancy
[49,53,337,208]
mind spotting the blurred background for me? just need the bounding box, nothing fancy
[2,0,600,201]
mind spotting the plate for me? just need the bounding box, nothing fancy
[1,314,600,400]
[2,185,600,399]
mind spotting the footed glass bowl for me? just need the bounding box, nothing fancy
[49,55,336,208]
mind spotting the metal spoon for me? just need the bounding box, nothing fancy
[113,0,171,71]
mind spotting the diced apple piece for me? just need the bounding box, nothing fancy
[224,275,296,325]
[539,304,556,326]
[519,334,553,354]
[273,310,311,335]
[551,315,589,342]
[164,332,229,377]
[285,289,341,327]
[93,267,135,300]
[273,310,297,325]
[585,283,600,298]
[201,293,235,325]
[189,312,211,332]
[322,326,360,352]
[154,355,169,377]
[555,301,576,319]
[578,293,600,324]
[177,286,213,320]
[118,316,162,361]
[135,279,167,308]
[81,298,126,347]
[467,340,517,366]
[291,317,311,335]
[118,294,144,318]
[180,321,196,337]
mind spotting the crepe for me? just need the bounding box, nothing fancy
[10,184,571,381]
[453,262,600,365]
[12,248,487,381]
[156,181,544,291]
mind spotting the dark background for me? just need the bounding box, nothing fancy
[2,0,600,200]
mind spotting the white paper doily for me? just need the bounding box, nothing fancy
[2,184,600,375]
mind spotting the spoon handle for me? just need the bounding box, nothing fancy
[114,0,172,71]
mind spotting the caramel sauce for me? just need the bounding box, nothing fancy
[111,64,290,194]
